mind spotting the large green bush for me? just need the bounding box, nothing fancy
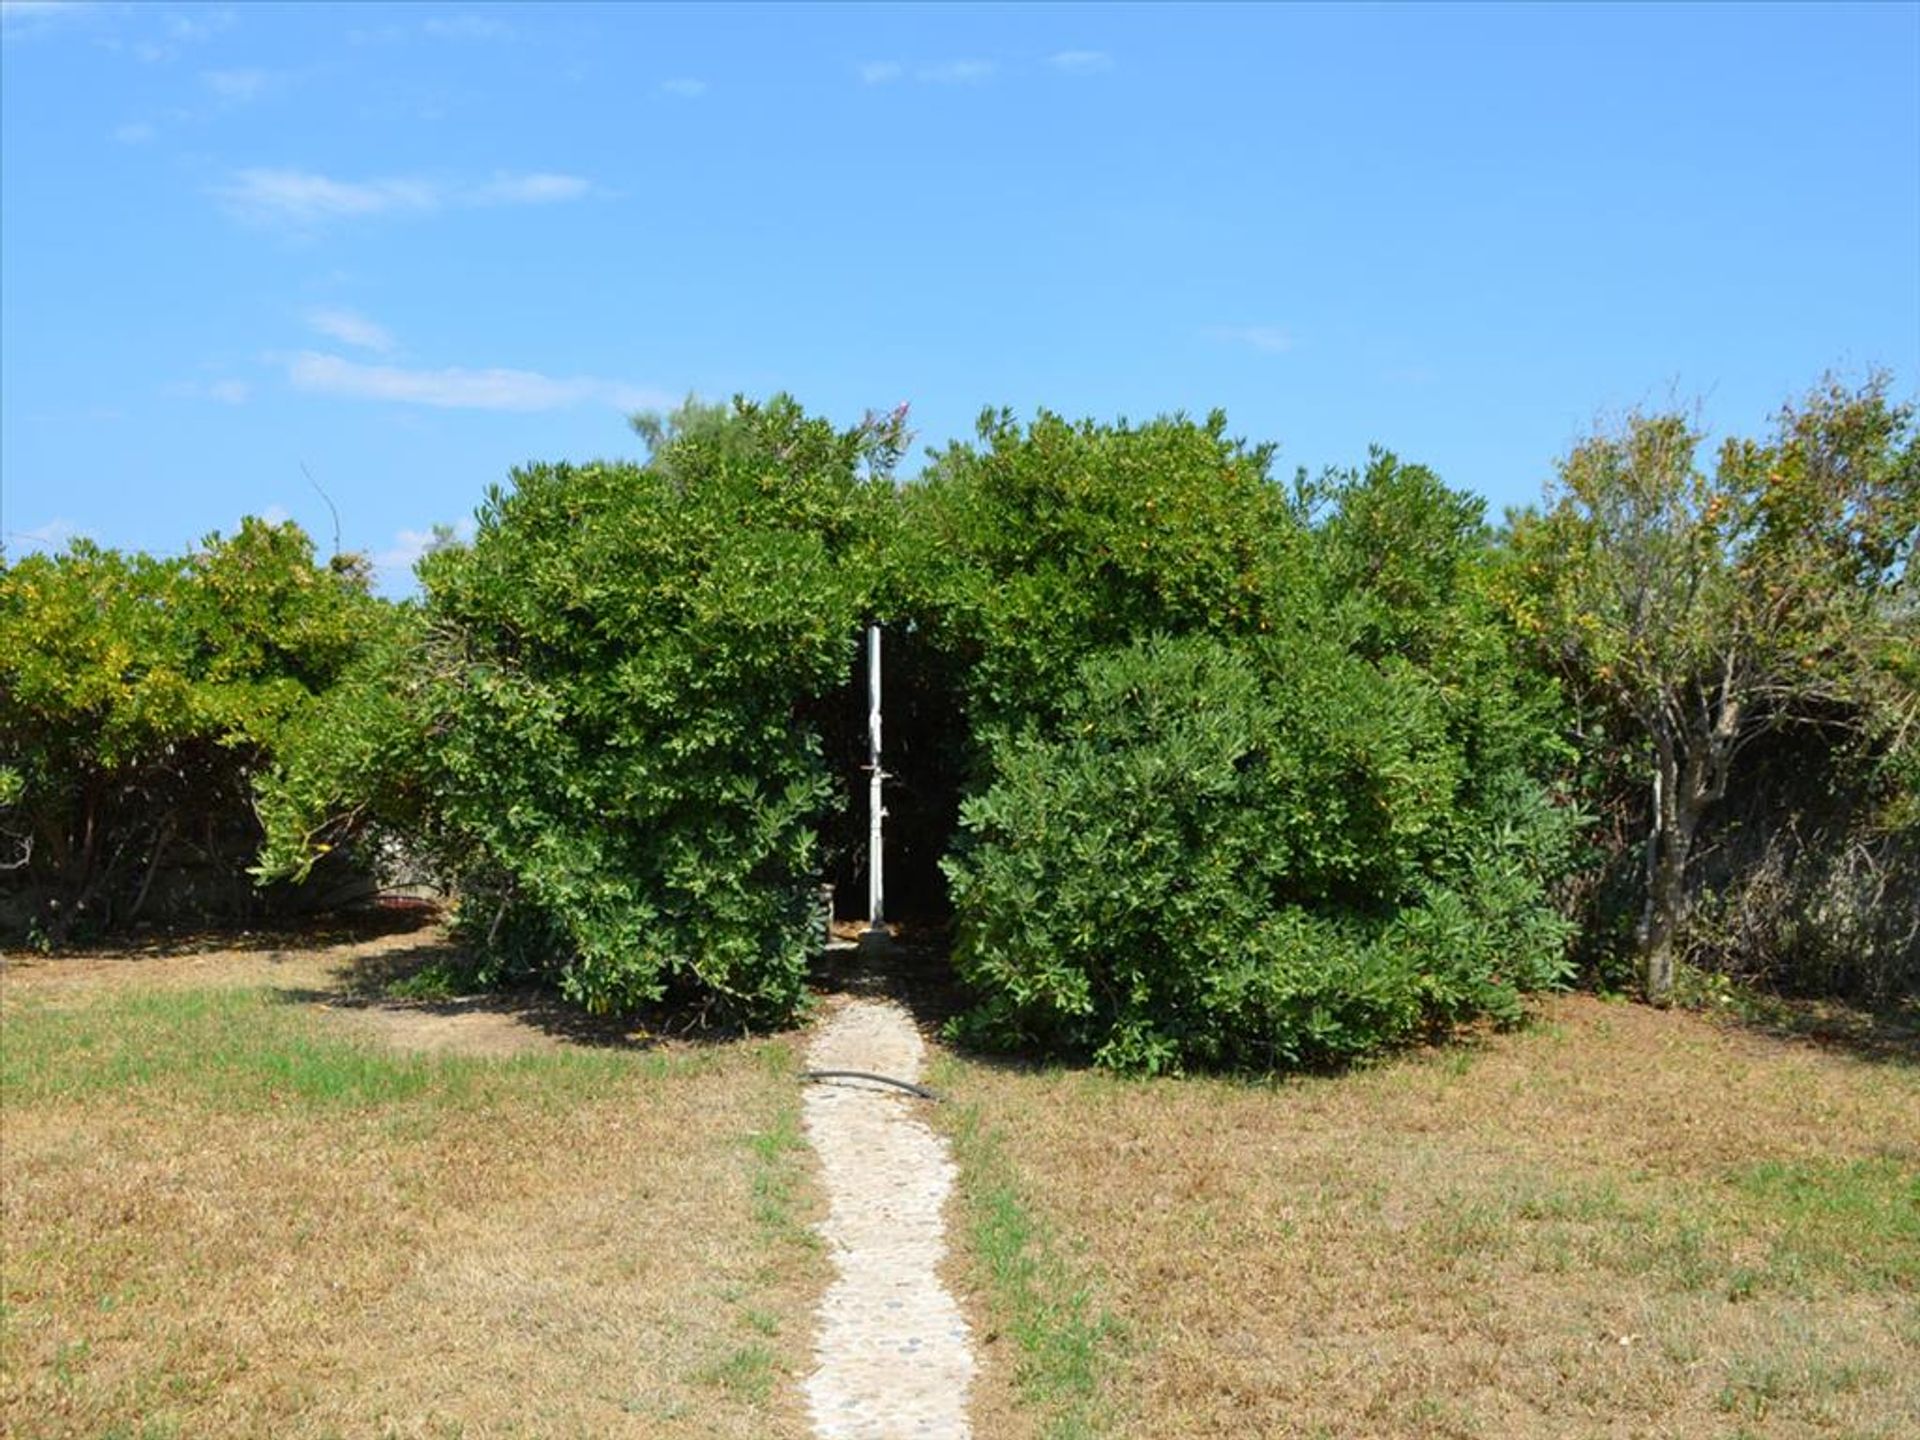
[385,397,898,1023]
[0,521,387,942]
[944,633,1577,1072]
[919,428,1580,1070]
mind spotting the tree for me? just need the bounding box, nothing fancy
[1506,376,1918,1002]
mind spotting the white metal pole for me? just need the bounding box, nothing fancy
[867,623,884,932]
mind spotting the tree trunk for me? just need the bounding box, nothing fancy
[1635,725,1728,1006]
[1637,734,1702,1006]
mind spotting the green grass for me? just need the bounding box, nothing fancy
[742,1053,817,1249]
[1731,1156,1920,1291]
[4,971,822,1437]
[935,1059,1122,1440]
[695,1342,778,1403]
[0,984,669,1113]
[692,1055,823,1403]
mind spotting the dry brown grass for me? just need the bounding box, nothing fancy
[1,925,825,1439]
[940,994,1920,1439]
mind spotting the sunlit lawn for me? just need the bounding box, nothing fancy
[940,994,1919,1439]
[1,935,823,1440]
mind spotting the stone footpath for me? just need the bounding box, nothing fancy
[802,996,975,1439]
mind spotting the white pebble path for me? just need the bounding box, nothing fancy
[802,996,975,1439]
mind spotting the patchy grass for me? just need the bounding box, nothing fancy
[937,993,1920,1439]
[0,932,825,1439]
[934,1063,1122,1440]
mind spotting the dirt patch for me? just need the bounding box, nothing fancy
[1,911,441,999]
[314,994,567,1057]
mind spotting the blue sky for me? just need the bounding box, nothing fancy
[4,1,1917,593]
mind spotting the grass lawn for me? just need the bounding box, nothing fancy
[938,994,1919,1440]
[7,921,1915,1440]
[1,923,824,1439]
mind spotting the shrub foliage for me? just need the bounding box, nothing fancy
[1,521,385,942]
[387,397,898,1023]
[928,426,1578,1070]
[18,381,1899,1064]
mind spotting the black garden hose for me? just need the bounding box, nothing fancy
[801,1069,942,1102]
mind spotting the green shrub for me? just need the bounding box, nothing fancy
[923,433,1579,1071]
[943,636,1576,1071]
[893,407,1313,740]
[392,396,897,1024]
[1,521,390,943]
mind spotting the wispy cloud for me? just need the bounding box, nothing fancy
[860,57,995,86]
[202,66,273,102]
[217,169,439,225]
[306,307,394,353]
[1207,325,1295,354]
[468,171,592,205]
[918,59,994,84]
[124,6,235,63]
[1,1,92,39]
[1049,49,1114,74]
[163,375,252,404]
[422,13,511,41]
[214,167,596,227]
[374,517,475,589]
[658,76,707,99]
[166,9,234,45]
[112,119,156,144]
[286,351,670,413]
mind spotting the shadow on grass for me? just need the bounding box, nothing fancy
[32,898,447,961]
[280,931,804,1052]
[1719,990,1920,1069]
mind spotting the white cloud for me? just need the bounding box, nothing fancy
[346,23,406,46]
[917,59,993,84]
[422,13,511,41]
[217,169,440,225]
[1208,325,1295,354]
[214,168,594,227]
[163,376,253,404]
[167,9,234,45]
[862,58,996,86]
[202,66,272,101]
[0,1,91,39]
[659,77,707,99]
[374,518,475,589]
[468,171,592,205]
[107,6,234,62]
[306,307,395,353]
[286,351,670,413]
[1050,50,1113,74]
[112,119,156,143]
